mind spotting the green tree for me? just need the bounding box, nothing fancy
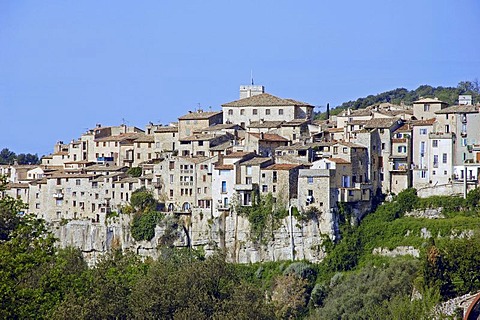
[127,166,142,177]
[0,148,16,164]
[16,153,40,165]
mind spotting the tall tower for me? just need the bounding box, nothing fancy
[239,85,265,99]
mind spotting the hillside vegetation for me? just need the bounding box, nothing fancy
[3,163,480,319]
[316,80,480,119]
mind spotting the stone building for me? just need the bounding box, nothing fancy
[222,92,314,128]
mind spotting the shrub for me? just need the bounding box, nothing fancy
[126,167,142,177]
[130,210,164,241]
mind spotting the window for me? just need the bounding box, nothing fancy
[445,125,450,133]
[397,146,406,153]
[273,185,276,192]
[221,181,227,193]
[420,128,427,135]
[228,109,233,115]
[420,142,426,155]
[265,109,270,115]
[170,190,173,197]
[308,190,313,196]
[262,185,268,192]
[137,153,141,159]
[433,155,438,167]
[381,143,385,150]
[432,170,436,175]
[343,147,348,154]
[273,171,277,183]
[253,109,257,115]
[307,176,314,184]
[424,104,430,112]
[278,109,283,115]
[442,153,447,164]
[246,165,252,175]
[76,179,81,186]
[432,140,438,147]
[240,109,245,115]
[444,170,447,175]
[462,138,468,146]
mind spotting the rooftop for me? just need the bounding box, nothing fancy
[249,133,289,142]
[222,93,312,108]
[264,163,302,170]
[223,151,255,159]
[364,118,402,129]
[240,157,272,166]
[326,158,351,164]
[154,126,178,133]
[435,105,479,114]
[414,97,447,104]
[411,118,436,126]
[178,111,222,120]
[248,120,284,128]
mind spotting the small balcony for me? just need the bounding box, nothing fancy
[217,204,230,211]
[234,184,254,191]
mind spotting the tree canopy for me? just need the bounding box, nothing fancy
[0,148,40,165]
[316,79,480,119]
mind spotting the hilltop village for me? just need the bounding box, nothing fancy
[2,85,480,263]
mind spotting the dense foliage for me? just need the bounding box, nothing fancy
[316,80,480,119]
[236,192,288,243]
[0,148,40,165]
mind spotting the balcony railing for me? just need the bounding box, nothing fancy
[217,204,230,211]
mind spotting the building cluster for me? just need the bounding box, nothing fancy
[2,86,480,239]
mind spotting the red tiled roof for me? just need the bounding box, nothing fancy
[249,133,289,142]
[215,164,234,170]
[326,158,351,164]
[223,151,255,158]
[411,118,436,126]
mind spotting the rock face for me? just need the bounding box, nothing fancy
[53,211,329,265]
[405,208,444,219]
[372,246,420,258]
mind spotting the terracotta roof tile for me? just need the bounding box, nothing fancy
[249,133,289,142]
[215,164,234,170]
[154,126,178,133]
[435,105,479,114]
[222,93,312,107]
[263,163,302,170]
[411,118,436,126]
[326,158,351,164]
[224,151,255,159]
[364,118,402,129]
[414,98,447,104]
[178,111,222,120]
[248,120,284,128]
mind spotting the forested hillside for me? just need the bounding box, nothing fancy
[316,80,480,119]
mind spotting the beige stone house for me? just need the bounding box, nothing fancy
[177,110,223,140]
[244,132,289,157]
[222,93,314,128]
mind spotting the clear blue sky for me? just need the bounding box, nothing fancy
[1,0,479,155]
